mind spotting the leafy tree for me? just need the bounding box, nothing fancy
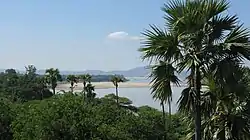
[111,75,125,106]
[0,67,52,102]
[44,68,62,95]
[139,0,250,139]
[102,94,137,112]
[66,75,78,93]
[103,93,133,105]
[5,69,17,75]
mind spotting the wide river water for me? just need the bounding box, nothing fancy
[95,77,185,113]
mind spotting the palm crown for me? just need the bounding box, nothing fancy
[44,68,62,94]
[111,75,124,87]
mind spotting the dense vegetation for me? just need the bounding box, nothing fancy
[1,0,250,140]
[0,66,188,140]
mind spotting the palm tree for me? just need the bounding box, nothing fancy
[139,0,250,139]
[66,75,78,93]
[187,65,250,140]
[44,68,62,95]
[111,75,124,106]
[79,74,92,98]
[85,83,96,101]
[150,61,180,140]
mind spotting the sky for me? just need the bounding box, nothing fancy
[0,0,249,71]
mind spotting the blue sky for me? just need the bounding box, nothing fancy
[0,0,249,71]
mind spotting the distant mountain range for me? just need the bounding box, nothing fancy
[40,66,151,77]
[0,66,188,79]
[0,67,150,77]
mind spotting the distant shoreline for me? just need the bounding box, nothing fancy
[56,82,187,90]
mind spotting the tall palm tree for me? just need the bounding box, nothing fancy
[195,65,250,140]
[139,0,250,139]
[66,75,78,93]
[150,61,180,140]
[111,75,124,106]
[85,83,96,101]
[79,74,92,98]
[44,68,62,95]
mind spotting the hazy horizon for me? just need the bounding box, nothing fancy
[0,66,147,72]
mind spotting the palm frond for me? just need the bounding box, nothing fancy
[177,87,197,114]
[161,0,185,30]
[110,75,124,87]
[150,61,180,103]
[225,24,250,43]
[66,75,78,83]
[201,91,217,118]
[205,0,230,20]
[209,15,238,42]
[139,25,182,63]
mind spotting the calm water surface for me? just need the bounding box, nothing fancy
[59,77,186,113]
[95,86,185,113]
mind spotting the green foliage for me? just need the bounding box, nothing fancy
[138,106,188,140]
[0,98,14,140]
[10,95,187,140]
[0,67,53,102]
[103,93,133,105]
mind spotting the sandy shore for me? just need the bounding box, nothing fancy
[56,82,151,91]
[56,82,186,91]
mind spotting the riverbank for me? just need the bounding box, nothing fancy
[56,82,186,90]
[56,82,150,90]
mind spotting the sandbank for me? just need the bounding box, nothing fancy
[56,82,186,91]
[56,82,150,90]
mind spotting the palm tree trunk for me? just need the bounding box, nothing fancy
[115,86,119,106]
[52,88,55,95]
[70,83,74,93]
[83,84,86,100]
[161,101,167,140]
[41,90,44,100]
[168,99,171,124]
[194,66,201,140]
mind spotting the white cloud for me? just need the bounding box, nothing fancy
[107,31,142,41]
[107,31,129,39]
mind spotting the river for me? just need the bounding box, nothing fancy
[95,86,185,113]
[94,77,185,113]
